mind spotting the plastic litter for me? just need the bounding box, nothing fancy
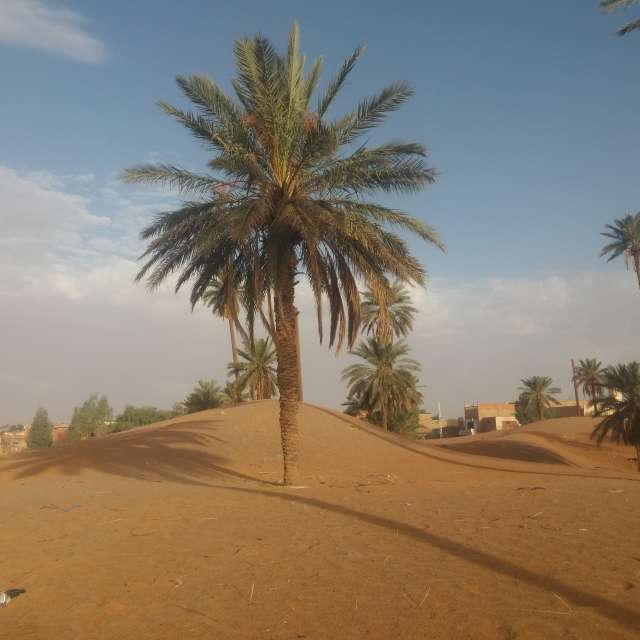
[0,589,26,607]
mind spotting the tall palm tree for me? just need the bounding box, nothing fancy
[573,358,605,413]
[518,376,561,422]
[600,0,640,36]
[122,24,442,484]
[360,279,417,341]
[342,338,422,431]
[183,380,223,413]
[601,213,640,289]
[592,362,640,470]
[229,338,278,400]
[202,274,251,392]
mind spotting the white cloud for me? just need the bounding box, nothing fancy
[0,162,638,425]
[0,0,106,62]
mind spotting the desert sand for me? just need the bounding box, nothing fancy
[1,401,639,639]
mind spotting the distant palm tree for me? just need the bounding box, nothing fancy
[601,213,640,289]
[221,380,246,405]
[360,280,417,341]
[203,275,251,391]
[592,362,640,470]
[573,358,605,413]
[342,338,422,431]
[183,380,223,413]
[230,338,278,400]
[600,0,640,36]
[122,24,442,484]
[342,395,363,417]
[518,376,561,421]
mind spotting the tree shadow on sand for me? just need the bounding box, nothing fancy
[0,419,279,487]
[212,484,640,632]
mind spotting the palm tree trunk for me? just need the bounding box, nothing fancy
[537,398,544,421]
[274,261,301,486]
[228,318,240,390]
[635,254,640,290]
[295,309,303,401]
[636,444,640,472]
[381,394,389,431]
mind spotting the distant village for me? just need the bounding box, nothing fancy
[416,398,593,439]
[0,423,69,455]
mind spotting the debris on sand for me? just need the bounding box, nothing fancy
[0,589,26,607]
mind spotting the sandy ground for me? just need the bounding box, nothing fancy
[1,401,639,639]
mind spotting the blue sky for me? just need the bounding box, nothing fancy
[1,0,639,422]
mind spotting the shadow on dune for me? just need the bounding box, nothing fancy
[440,440,570,464]
[0,420,278,487]
[212,484,640,632]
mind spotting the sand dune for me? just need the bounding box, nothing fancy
[430,416,638,473]
[1,402,639,639]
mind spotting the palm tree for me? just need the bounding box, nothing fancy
[342,338,422,431]
[203,274,251,394]
[360,279,417,341]
[183,380,223,413]
[592,362,640,470]
[122,24,442,484]
[600,0,640,36]
[518,376,561,422]
[573,358,605,413]
[601,213,640,289]
[221,380,246,405]
[229,338,278,400]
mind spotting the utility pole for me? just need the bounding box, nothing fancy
[571,359,581,416]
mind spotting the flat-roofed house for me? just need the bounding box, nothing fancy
[464,402,519,433]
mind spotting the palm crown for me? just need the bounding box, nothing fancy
[360,279,417,341]
[601,213,640,290]
[123,23,442,349]
[183,380,223,413]
[518,376,561,422]
[600,0,640,36]
[229,338,278,400]
[342,338,422,431]
[592,362,640,469]
[573,358,605,411]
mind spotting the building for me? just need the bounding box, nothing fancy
[0,429,28,454]
[52,423,70,444]
[464,402,519,433]
[0,422,69,454]
[417,412,465,439]
[545,400,593,419]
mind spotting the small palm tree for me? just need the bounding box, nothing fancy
[360,279,417,341]
[573,358,605,413]
[601,213,640,290]
[122,24,443,484]
[183,380,223,413]
[342,338,422,431]
[230,338,278,400]
[518,376,561,421]
[600,0,640,36]
[203,275,251,390]
[221,380,246,405]
[342,395,363,417]
[592,362,640,470]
